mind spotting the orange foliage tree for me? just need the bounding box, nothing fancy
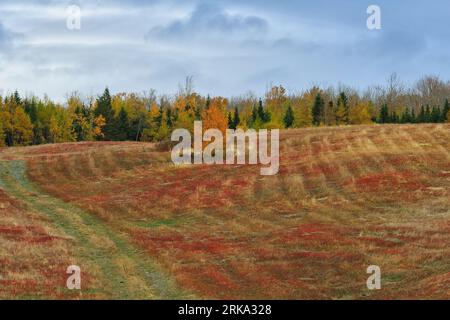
[202,97,228,135]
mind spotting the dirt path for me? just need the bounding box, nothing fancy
[0,160,189,299]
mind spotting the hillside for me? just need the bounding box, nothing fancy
[0,124,449,299]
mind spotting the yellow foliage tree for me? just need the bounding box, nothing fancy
[349,101,373,124]
[202,97,228,134]
[12,107,33,146]
[265,86,288,127]
[93,115,106,139]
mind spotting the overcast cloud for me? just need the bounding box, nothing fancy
[0,0,449,101]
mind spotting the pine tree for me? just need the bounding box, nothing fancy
[283,104,295,128]
[312,93,325,126]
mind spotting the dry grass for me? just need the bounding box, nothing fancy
[0,188,97,299]
[1,124,449,299]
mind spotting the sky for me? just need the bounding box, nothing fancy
[0,0,449,101]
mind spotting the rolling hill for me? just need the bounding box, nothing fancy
[0,124,449,299]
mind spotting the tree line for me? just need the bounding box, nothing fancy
[1,75,449,147]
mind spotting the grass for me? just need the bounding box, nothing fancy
[1,123,449,299]
[0,160,188,299]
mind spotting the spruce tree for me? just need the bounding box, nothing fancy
[95,88,114,140]
[312,93,325,126]
[418,106,426,123]
[250,105,258,126]
[336,92,349,124]
[431,106,441,123]
[442,99,450,122]
[425,105,431,122]
[283,104,295,128]
[227,112,234,129]
[115,107,129,141]
[233,107,240,129]
[401,108,410,123]
[257,98,265,122]
[205,95,211,110]
[379,103,389,123]
[13,90,21,106]
[411,108,416,123]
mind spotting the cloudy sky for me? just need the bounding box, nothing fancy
[0,0,449,101]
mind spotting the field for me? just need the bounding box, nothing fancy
[0,124,449,299]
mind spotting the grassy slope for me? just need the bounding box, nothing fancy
[1,124,449,299]
[0,158,188,299]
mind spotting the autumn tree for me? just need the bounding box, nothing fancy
[265,86,287,127]
[12,107,33,146]
[349,101,373,124]
[202,97,228,134]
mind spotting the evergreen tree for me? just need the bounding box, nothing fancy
[442,99,450,122]
[0,120,5,147]
[95,88,114,140]
[227,112,234,129]
[233,107,240,129]
[251,105,258,124]
[390,111,399,123]
[418,106,426,123]
[257,99,266,122]
[431,106,441,123]
[312,93,325,126]
[425,105,431,122]
[336,92,349,124]
[24,98,38,123]
[205,95,211,110]
[194,106,202,120]
[283,104,295,128]
[379,103,389,123]
[411,108,416,123]
[401,108,410,123]
[166,108,174,127]
[13,90,21,106]
[114,107,129,141]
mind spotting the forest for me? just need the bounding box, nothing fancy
[1,74,449,147]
